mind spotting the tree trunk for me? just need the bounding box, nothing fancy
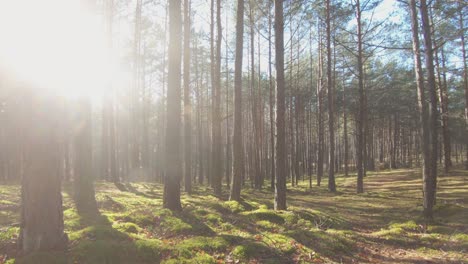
[274,0,286,210]
[19,95,67,254]
[230,0,245,202]
[212,0,222,195]
[356,0,365,193]
[184,0,192,194]
[458,0,468,169]
[420,0,438,219]
[326,0,336,192]
[163,0,182,211]
[74,99,99,215]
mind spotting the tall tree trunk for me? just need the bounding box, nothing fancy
[355,0,365,193]
[230,0,245,201]
[268,0,275,190]
[409,0,436,220]
[184,0,192,193]
[316,23,324,186]
[107,0,118,183]
[131,0,142,170]
[420,0,438,219]
[326,0,336,192]
[212,0,222,195]
[163,0,182,211]
[225,19,232,188]
[274,0,286,210]
[458,0,468,169]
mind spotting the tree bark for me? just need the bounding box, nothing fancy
[212,0,223,195]
[163,0,182,211]
[356,0,365,193]
[274,0,287,210]
[230,0,245,202]
[326,0,336,192]
[184,0,192,194]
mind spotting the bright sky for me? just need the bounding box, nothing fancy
[0,0,128,101]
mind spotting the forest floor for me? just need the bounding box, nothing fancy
[0,168,467,264]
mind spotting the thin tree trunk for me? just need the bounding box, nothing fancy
[230,0,245,201]
[326,0,336,192]
[356,0,365,193]
[274,0,286,210]
[184,0,192,193]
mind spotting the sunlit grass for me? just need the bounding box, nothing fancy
[0,168,467,263]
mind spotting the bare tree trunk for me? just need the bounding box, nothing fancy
[212,0,223,195]
[230,0,245,201]
[316,22,324,186]
[326,0,336,192]
[458,1,468,169]
[184,0,192,193]
[163,0,182,211]
[420,0,438,219]
[355,0,364,193]
[268,0,275,190]
[274,0,286,210]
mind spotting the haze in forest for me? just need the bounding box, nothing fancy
[0,0,467,263]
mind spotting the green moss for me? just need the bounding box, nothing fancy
[373,221,419,239]
[177,236,229,254]
[219,222,234,231]
[389,220,418,231]
[0,227,19,241]
[16,252,68,264]
[162,252,216,264]
[161,216,192,234]
[134,239,163,261]
[113,222,141,234]
[256,220,279,231]
[68,225,128,242]
[231,242,263,259]
[373,227,404,237]
[119,210,155,227]
[243,209,285,224]
[263,233,296,254]
[203,213,221,225]
[222,201,245,213]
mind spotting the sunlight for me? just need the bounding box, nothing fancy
[0,0,120,101]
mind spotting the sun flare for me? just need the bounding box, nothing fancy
[0,0,124,101]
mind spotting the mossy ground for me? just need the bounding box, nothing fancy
[0,168,467,263]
